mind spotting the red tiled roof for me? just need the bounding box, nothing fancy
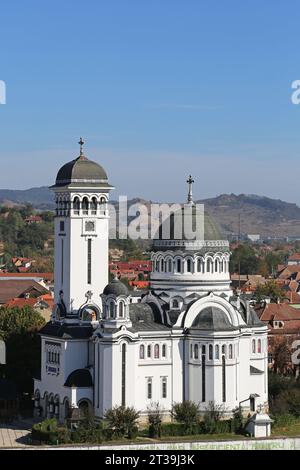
[288,253,300,261]
[285,291,300,303]
[259,303,300,322]
[0,280,49,304]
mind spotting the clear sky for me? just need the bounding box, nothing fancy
[1,0,300,203]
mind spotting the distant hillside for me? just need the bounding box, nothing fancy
[1,188,300,237]
[0,187,54,209]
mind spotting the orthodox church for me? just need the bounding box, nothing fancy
[34,140,268,423]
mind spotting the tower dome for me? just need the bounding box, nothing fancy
[53,138,112,189]
[103,278,129,297]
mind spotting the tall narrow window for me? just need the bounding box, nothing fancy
[61,239,64,285]
[160,259,164,272]
[168,259,172,272]
[176,259,181,273]
[257,339,261,353]
[229,344,233,359]
[222,355,226,402]
[187,259,192,273]
[147,378,152,399]
[162,344,167,358]
[147,345,151,358]
[202,350,206,402]
[194,344,199,359]
[215,345,220,360]
[222,344,226,358]
[209,344,213,360]
[154,344,160,359]
[252,339,256,354]
[109,302,115,318]
[139,345,145,359]
[121,344,126,406]
[87,239,92,284]
[162,377,167,398]
[197,258,201,272]
[119,302,124,318]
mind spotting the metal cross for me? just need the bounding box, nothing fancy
[78,137,85,157]
[187,174,195,204]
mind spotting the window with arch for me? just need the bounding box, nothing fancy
[168,258,172,272]
[194,344,199,359]
[252,339,256,354]
[154,344,160,359]
[202,344,206,355]
[119,302,124,318]
[229,344,233,359]
[197,258,202,272]
[215,344,220,360]
[215,259,219,273]
[206,259,212,273]
[147,345,151,358]
[160,258,164,272]
[109,302,115,318]
[147,378,152,399]
[257,339,261,353]
[176,258,182,273]
[172,299,179,309]
[190,344,193,359]
[73,197,80,215]
[139,345,145,359]
[187,258,192,273]
[209,344,213,360]
[82,197,89,215]
[222,344,226,357]
[91,197,97,214]
[162,344,167,358]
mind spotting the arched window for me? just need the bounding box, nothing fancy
[91,197,97,214]
[160,258,164,272]
[197,258,201,272]
[82,197,89,214]
[119,302,124,318]
[109,302,115,318]
[154,344,160,359]
[147,345,151,358]
[168,259,172,272]
[162,344,167,358]
[206,259,212,273]
[139,345,145,359]
[202,344,206,355]
[252,339,256,354]
[73,197,80,215]
[258,339,261,353]
[209,344,213,360]
[215,259,218,273]
[229,344,233,359]
[222,344,226,357]
[100,196,106,214]
[172,299,179,309]
[194,344,199,359]
[190,344,193,358]
[215,344,220,359]
[176,259,181,273]
[187,259,192,273]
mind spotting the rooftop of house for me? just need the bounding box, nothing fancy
[0,279,49,304]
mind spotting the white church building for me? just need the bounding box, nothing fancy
[34,140,269,423]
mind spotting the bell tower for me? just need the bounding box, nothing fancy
[51,139,114,315]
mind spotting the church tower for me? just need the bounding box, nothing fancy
[51,138,114,316]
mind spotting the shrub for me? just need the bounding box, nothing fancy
[273,388,300,417]
[230,407,245,434]
[104,405,140,439]
[272,413,298,429]
[171,401,199,433]
[31,418,70,444]
[203,401,226,434]
[147,402,163,438]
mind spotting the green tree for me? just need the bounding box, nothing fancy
[0,306,45,396]
[104,405,140,439]
[230,244,259,275]
[254,280,286,303]
[171,400,199,433]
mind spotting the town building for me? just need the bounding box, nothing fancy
[34,141,269,423]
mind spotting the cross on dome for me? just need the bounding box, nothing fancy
[186,174,195,204]
[78,137,85,158]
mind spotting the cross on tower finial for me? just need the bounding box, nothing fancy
[78,137,85,158]
[186,174,195,204]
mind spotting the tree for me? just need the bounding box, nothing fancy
[0,306,45,396]
[203,401,226,433]
[254,280,286,303]
[230,244,259,275]
[104,405,140,439]
[171,400,199,432]
[147,402,163,438]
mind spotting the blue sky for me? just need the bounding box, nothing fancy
[1,0,300,203]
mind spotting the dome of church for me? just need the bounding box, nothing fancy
[103,278,129,297]
[191,306,235,331]
[55,156,108,187]
[53,138,110,188]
